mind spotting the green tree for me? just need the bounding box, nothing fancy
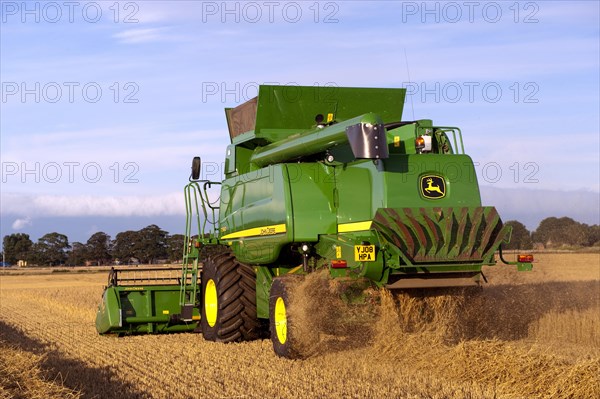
[564,222,589,246]
[111,230,138,264]
[533,217,589,248]
[67,242,88,266]
[166,234,185,262]
[2,233,33,264]
[504,220,533,250]
[135,225,168,264]
[86,232,112,266]
[585,224,600,246]
[30,233,70,266]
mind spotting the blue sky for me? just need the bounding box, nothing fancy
[1,0,599,244]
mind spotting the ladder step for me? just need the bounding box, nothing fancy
[181,304,195,320]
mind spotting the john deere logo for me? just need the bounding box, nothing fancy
[420,175,446,199]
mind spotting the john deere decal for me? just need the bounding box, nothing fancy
[420,175,446,199]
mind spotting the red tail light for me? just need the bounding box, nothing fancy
[518,254,534,263]
[331,260,347,269]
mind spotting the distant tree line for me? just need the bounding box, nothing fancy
[503,217,599,250]
[1,225,185,267]
[1,217,598,267]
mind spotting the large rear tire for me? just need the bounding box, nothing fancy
[269,277,306,359]
[200,248,260,342]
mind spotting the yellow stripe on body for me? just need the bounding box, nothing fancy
[221,223,287,240]
[338,221,372,233]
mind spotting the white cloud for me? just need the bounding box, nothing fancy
[113,28,171,44]
[480,186,600,230]
[2,192,185,217]
[3,187,598,232]
[12,217,32,230]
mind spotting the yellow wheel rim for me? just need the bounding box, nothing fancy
[205,279,217,327]
[274,297,287,344]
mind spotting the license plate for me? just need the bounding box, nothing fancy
[354,245,375,262]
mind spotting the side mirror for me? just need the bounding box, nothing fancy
[191,156,201,180]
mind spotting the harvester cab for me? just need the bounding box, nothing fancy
[96,85,532,357]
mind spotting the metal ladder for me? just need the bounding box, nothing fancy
[179,180,220,320]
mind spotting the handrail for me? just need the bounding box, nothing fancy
[180,180,221,307]
[433,126,464,154]
[183,181,221,246]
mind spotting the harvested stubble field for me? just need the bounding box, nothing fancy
[1,253,599,399]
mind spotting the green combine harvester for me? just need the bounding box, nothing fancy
[96,85,533,357]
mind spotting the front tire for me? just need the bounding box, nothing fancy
[200,249,260,342]
[269,277,305,358]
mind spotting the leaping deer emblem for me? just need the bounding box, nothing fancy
[424,178,444,195]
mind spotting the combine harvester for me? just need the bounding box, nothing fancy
[96,85,533,357]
